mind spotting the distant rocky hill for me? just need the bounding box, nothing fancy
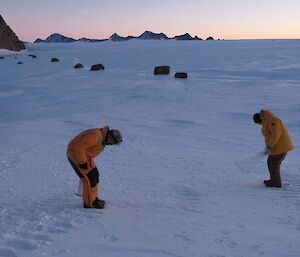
[109,33,134,41]
[173,33,202,40]
[78,37,107,42]
[137,31,169,40]
[35,33,76,43]
[0,15,25,51]
[35,31,214,43]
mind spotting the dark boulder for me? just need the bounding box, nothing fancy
[0,56,4,59]
[74,63,83,69]
[91,64,105,71]
[29,54,36,58]
[175,72,188,79]
[154,66,170,75]
[51,58,59,62]
[17,61,23,64]
[206,36,214,40]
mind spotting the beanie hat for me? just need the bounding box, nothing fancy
[253,113,262,124]
[109,129,123,144]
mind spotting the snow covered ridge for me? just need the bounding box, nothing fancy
[34,31,216,43]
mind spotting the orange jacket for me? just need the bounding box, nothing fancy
[261,110,294,155]
[67,126,108,164]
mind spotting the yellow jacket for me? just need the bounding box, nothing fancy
[67,126,108,164]
[261,110,294,155]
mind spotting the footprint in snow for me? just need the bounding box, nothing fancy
[0,195,89,256]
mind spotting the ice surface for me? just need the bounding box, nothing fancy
[0,40,299,257]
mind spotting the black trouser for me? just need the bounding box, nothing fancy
[267,153,287,187]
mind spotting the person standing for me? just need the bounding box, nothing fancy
[67,126,122,208]
[253,110,294,188]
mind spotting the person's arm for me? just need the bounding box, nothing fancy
[265,118,282,148]
[74,134,98,167]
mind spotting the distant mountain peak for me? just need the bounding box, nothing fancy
[0,15,25,51]
[44,33,76,43]
[138,31,169,40]
[34,31,210,43]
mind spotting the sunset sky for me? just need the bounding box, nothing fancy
[2,0,300,42]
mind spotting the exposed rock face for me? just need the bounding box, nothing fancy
[34,38,44,43]
[110,33,124,41]
[173,33,201,41]
[175,72,188,78]
[194,36,203,40]
[78,37,107,42]
[138,31,169,40]
[74,63,83,69]
[43,33,76,43]
[0,15,25,51]
[154,66,170,75]
[91,64,105,71]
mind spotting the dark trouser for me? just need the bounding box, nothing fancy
[267,153,287,187]
[67,157,99,207]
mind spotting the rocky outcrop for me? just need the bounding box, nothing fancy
[173,33,201,41]
[0,15,25,51]
[206,36,214,40]
[110,33,127,41]
[51,58,59,62]
[91,64,105,71]
[175,72,188,78]
[74,63,83,69]
[34,38,44,43]
[37,33,76,43]
[138,31,169,40]
[154,66,170,75]
[78,37,107,42]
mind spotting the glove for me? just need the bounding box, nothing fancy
[264,146,272,155]
[79,162,88,169]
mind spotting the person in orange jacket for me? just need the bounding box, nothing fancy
[67,126,122,208]
[253,110,294,187]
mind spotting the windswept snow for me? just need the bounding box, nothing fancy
[0,40,300,257]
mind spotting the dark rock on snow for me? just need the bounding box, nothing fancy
[17,61,23,64]
[74,63,83,69]
[91,64,105,71]
[51,58,59,62]
[175,72,188,79]
[154,66,170,75]
[29,54,36,58]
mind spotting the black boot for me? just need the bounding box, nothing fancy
[83,203,91,208]
[92,198,106,209]
[265,180,281,188]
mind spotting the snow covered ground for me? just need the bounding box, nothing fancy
[0,40,300,257]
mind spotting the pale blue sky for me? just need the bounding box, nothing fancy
[2,0,300,41]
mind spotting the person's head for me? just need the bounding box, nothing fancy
[104,129,123,145]
[253,113,262,124]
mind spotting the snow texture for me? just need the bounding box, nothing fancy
[0,40,300,257]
